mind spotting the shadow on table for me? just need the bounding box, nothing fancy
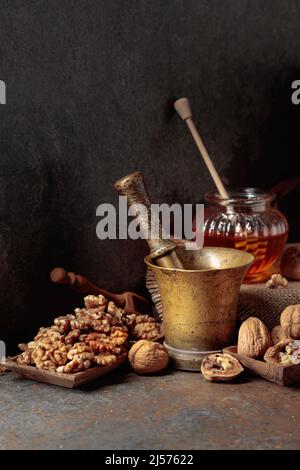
[79,362,176,391]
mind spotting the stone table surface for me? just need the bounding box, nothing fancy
[1,366,300,450]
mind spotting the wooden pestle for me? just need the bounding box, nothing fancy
[50,267,151,315]
[114,171,184,269]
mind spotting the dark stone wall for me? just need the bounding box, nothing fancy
[0,0,300,350]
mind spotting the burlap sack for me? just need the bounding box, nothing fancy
[239,282,300,329]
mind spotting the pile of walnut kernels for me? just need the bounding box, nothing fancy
[17,294,162,373]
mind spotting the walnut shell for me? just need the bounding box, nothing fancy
[280,304,300,338]
[264,338,294,365]
[271,325,288,345]
[281,246,300,280]
[201,353,244,382]
[128,339,169,374]
[237,317,272,358]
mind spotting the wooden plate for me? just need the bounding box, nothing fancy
[5,353,128,389]
[224,345,300,386]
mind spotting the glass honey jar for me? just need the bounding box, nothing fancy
[203,188,288,283]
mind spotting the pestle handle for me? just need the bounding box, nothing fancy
[174,97,228,200]
[114,172,183,269]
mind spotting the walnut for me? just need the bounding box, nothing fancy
[91,318,111,333]
[133,322,161,341]
[34,327,49,341]
[65,329,81,344]
[271,325,288,345]
[86,329,127,355]
[17,349,33,365]
[128,340,169,374]
[30,339,69,368]
[266,273,288,289]
[74,307,88,316]
[32,345,47,362]
[94,354,117,366]
[281,246,300,280]
[135,315,155,324]
[57,356,92,373]
[107,301,118,314]
[67,343,93,360]
[75,351,94,362]
[110,330,128,346]
[103,301,124,323]
[280,304,300,338]
[201,353,244,382]
[79,333,88,342]
[84,294,107,310]
[52,346,69,366]
[35,359,57,371]
[123,313,137,327]
[70,312,92,330]
[237,317,272,358]
[264,338,295,365]
[34,327,63,345]
[83,332,108,342]
[89,310,106,320]
[53,316,71,333]
[110,325,128,334]
[89,340,114,354]
[15,292,163,375]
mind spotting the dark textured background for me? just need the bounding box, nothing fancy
[0,0,300,350]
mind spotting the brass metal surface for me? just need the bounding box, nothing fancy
[145,247,253,369]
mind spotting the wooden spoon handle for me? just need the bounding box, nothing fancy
[50,267,124,305]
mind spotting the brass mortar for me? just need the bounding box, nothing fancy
[145,247,253,370]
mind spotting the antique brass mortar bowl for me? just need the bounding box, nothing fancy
[145,247,254,371]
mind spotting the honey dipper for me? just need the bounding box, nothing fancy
[174,98,267,261]
[174,97,229,199]
[50,267,151,315]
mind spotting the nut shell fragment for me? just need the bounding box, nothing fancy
[201,353,244,382]
[264,338,294,365]
[237,317,272,358]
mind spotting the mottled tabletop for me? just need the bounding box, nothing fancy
[1,366,299,450]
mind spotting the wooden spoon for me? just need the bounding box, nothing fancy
[50,267,151,316]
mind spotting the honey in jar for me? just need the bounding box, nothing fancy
[203,189,288,283]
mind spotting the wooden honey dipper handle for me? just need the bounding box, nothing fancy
[174,97,228,200]
[114,172,183,269]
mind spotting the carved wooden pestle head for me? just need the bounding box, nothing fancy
[114,171,184,269]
